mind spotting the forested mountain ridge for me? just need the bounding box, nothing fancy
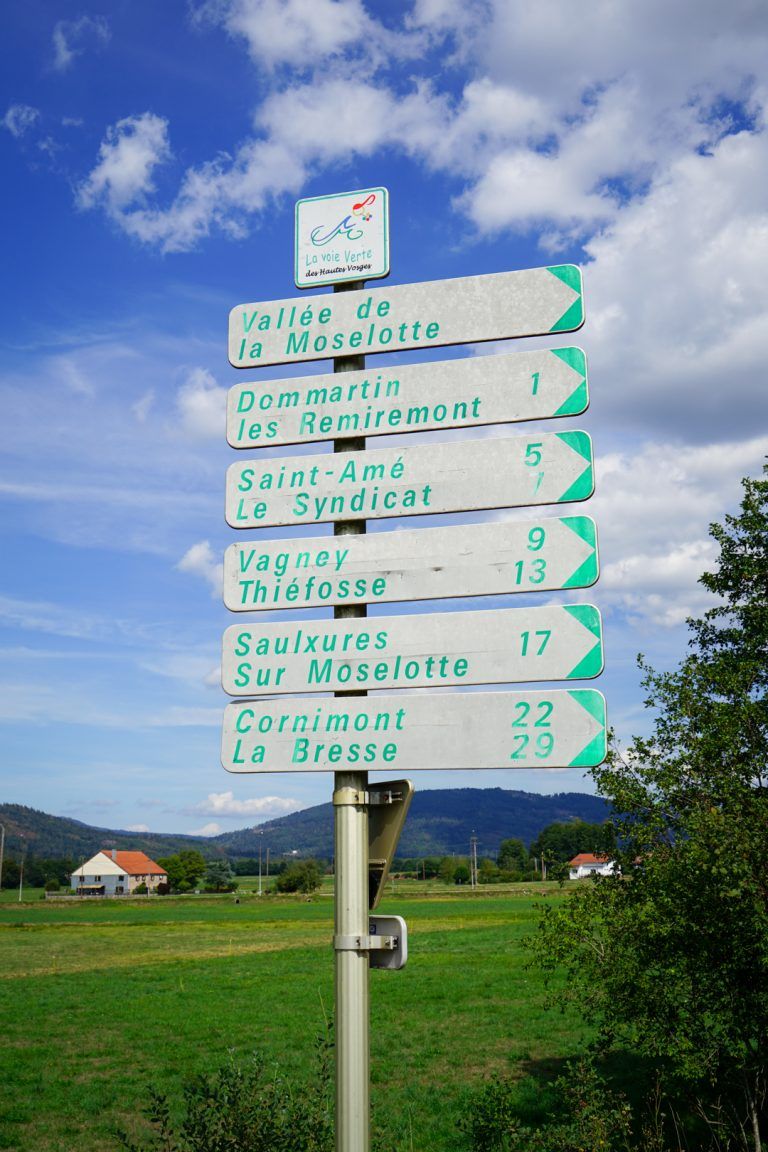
[0,789,608,862]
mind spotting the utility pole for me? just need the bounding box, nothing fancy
[0,823,4,895]
[18,836,25,903]
[470,834,479,889]
[257,831,263,897]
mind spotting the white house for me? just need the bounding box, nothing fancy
[70,849,167,896]
[568,852,616,880]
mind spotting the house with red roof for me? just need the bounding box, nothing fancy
[568,852,616,880]
[70,849,167,896]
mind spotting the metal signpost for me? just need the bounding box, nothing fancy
[220,194,602,1151]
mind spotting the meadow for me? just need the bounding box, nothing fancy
[0,882,588,1151]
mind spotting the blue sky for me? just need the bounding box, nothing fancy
[1,0,766,837]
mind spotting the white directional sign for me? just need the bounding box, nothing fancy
[226,430,593,529]
[222,688,607,772]
[229,265,584,368]
[295,187,389,289]
[227,347,587,449]
[223,516,598,611]
[221,604,603,697]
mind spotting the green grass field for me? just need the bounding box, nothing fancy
[0,883,588,1151]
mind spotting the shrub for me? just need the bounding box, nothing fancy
[116,1031,333,1152]
[275,859,321,894]
[459,1057,633,1152]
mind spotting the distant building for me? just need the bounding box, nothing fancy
[568,852,615,880]
[70,849,167,896]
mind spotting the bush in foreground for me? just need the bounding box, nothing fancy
[116,1033,333,1152]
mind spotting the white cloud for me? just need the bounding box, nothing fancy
[586,125,768,443]
[187,821,223,836]
[190,790,302,817]
[56,355,95,397]
[586,435,768,628]
[195,0,371,69]
[2,103,39,138]
[140,651,221,687]
[175,367,226,439]
[126,823,150,832]
[77,113,172,215]
[132,390,155,422]
[177,540,224,598]
[0,594,109,641]
[146,707,222,727]
[52,15,110,72]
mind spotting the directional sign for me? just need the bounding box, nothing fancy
[227,347,588,449]
[295,187,389,289]
[221,689,608,772]
[229,265,584,368]
[221,604,603,697]
[223,516,599,611]
[225,430,593,529]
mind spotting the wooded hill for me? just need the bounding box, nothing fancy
[0,788,608,862]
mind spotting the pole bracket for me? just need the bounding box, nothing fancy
[332,787,405,808]
[333,934,397,952]
[332,786,367,807]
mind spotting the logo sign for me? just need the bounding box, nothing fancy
[221,604,603,697]
[223,516,599,612]
[225,430,593,529]
[295,187,389,289]
[227,346,587,449]
[221,689,608,773]
[229,265,583,368]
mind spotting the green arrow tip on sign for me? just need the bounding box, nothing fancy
[560,516,599,589]
[555,431,594,503]
[566,641,604,680]
[568,728,608,767]
[566,691,608,765]
[563,606,604,680]
[568,688,607,725]
[547,265,584,333]
[551,347,589,417]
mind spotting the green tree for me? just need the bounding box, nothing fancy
[203,860,237,893]
[497,837,528,873]
[478,858,501,884]
[157,849,207,893]
[528,819,614,865]
[532,467,768,1150]
[438,855,469,883]
[275,859,321,894]
[453,864,471,885]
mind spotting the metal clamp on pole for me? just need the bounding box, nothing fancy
[367,789,403,806]
[334,934,398,952]
[333,786,368,807]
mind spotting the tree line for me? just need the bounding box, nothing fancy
[3,817,616,897]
